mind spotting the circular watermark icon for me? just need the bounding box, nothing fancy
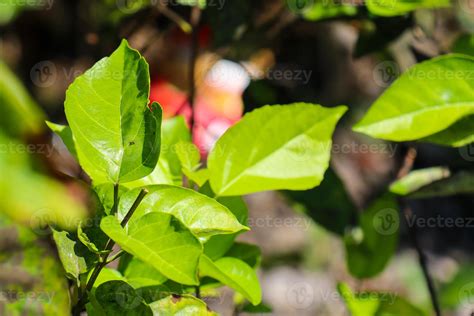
[286,282,315,310]
[373,61,400,88]
[459,283,474,305]
[286,0,315,13]
[30,61,57,88]
[373,208,399,235]
[459,144,474,162]
[30,208,56,236]
[116,0,146,14]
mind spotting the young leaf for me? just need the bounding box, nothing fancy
[389,167,450,196]
[118,185,248,238]
[94,280,152,315]
[149,295,217,315]
[409,170,474,198]
[208,103,348,196]
[353,55,474,147]
[101,213,202,285]
[199,255,262,305]
[52,229,97,282]
[64,39,162,184]
[175,141,209,186]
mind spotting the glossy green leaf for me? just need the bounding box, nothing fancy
[366,0,449,17]
[118,185,248,238]
[175,141,209,186]
[94,280,152,315]
[389,167,450,195]
[120,255,168,288]
[421,115,474,147]
[0,132,87,229]
[64,39,162,184]
[199,255,262,305]
[345,193,399,278]
[126,116,191,187]
[409,170,474,198]
[208,103,347,196]
[338,283,425,316]
[101,213,202,285]
[52,229,96,282]
[149,295,217,315]
[353,55,474,146]
[0,60,44,138]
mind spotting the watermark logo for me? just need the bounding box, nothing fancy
[373,208,399,235]
[459,282,474,305]
[30,61,57,88]
[286,282,315,310]
[286,0,315,13]
[30,208,56,236]
[373,61,400,88]
[459,144,474,162]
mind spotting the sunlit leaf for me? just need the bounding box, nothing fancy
[208,103,347,196]
[149,295,217,315]
[389,167,450,195]
[64,40,162,184]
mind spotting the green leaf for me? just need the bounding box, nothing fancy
[286,168,357,236]
[46,121,78,158]
[199,255,262,305]
[126,116,191,187]
[149,295,217,315]
[345,193,399,278]
[94,280,152,315]
[64,39,162,184]
[241,302,272,313]
[409,170,474,198]
[0,132,87,230]
[389,167,450,195]
[225,242,261,268]
[366,0,450,16]
[338,283,425,316]
[421,114,474,147]
[52,229,96,283]
[353,55,474,147]
[118,185,248,238]
[440,265,474,308]
[175,141,209,186]
[101,213,202,285]
[452,34,474,55]
[208,103,347,196]
[0,59,44,138]
[120,254,168,288]
[176,0,206,9]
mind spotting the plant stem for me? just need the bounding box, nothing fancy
[195,285,201,299]
[156,0,192,33]
[396,146,441,316]
[402,205,442,316]
[72,188,148,315]
[188,6,202,136]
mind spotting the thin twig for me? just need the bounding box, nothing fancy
[73,188,148,315]
[188,6,202,137]
[156,1,192,33]
[397,146,441,316]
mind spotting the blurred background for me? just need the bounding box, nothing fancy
[0,0,473,315]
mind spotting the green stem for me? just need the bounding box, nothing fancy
[72,188,148,315]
